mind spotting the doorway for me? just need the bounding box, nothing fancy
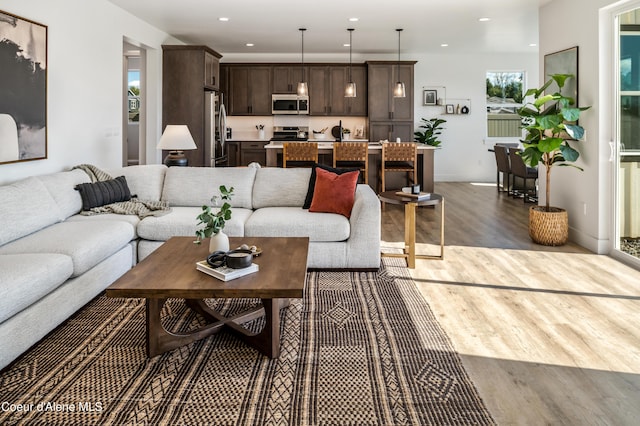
[123,41,146,166]
[615,6,640,265]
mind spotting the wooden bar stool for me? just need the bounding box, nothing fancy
[380,142,417,192]
[333,142,369,184]
[282,142,318,168]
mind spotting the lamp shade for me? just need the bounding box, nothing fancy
[157,125,197,150]
[297,81,308,96]
[393,81,406,98]
[345,81,357,97]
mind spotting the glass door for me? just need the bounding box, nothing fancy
[617,10,640,262]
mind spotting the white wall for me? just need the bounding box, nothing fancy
[0,0,181,185]
[539,0,620,253]
[413,52,538,182]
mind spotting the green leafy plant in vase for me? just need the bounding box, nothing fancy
[195,185,234,252]
[517,73,590,245]
[413,118,447,147]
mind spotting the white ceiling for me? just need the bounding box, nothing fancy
[110,0,551,57]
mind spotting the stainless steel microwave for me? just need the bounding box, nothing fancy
[272,94,309,115]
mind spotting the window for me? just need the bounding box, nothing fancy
[128,70,140,122]
[486,71,525,138]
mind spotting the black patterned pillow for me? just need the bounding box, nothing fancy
[75,176,132,210]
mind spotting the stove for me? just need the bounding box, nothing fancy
[270,126,309,141]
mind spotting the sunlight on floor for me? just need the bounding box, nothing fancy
[403,244,640,373]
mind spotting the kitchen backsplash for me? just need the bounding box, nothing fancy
[226,116,367,140]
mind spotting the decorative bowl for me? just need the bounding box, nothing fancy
[225,249,253,269]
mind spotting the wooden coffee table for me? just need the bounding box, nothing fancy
[106,236,309,359]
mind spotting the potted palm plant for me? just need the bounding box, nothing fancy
[518,74,590,245]
[195,185,234,252]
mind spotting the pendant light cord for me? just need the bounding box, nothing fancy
[300,28,306,84]
[397,29,402,79]
[348,28,353,82]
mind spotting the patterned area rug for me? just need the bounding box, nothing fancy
[0,258,495,425]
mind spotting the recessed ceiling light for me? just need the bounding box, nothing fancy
[246,43,254,47]
[440,43,449,47]
[349,17,359,22]
[478,17,490,22]
[218,17,229,22]
[343,43,350,47]
[529,43,537,47]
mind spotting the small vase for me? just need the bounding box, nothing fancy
[209,230,230,253]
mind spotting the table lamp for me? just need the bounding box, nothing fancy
[157,125,197,166]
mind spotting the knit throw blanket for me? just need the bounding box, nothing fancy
[72,164,171,218]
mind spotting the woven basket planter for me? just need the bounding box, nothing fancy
[529,206,568,246]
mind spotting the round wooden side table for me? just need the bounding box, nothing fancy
[378,191,444,268]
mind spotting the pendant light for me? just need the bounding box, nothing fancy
[297,28,308,96]
[393,28,406,98]
[345,28,356,98]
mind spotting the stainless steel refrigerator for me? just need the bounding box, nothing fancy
[205,91,227,167]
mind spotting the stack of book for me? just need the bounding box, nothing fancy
[395,191,432,201]
[196,260,259,281]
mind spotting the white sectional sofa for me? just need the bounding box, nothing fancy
[0,164,380,369]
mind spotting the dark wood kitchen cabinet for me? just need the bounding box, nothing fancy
[162,45,222,167]
[226,141,239,167]
[369,122,414,143]
[272,65,306,93]
[228,66,272,115]
[226,141,268,166]
[309,64,367,116]
[240,141,269,166]
[367,61,416,142]
[367,61,415,121]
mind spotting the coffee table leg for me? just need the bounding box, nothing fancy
[231,299,281,358]
[146,298,226,357]
[146,298,287,359]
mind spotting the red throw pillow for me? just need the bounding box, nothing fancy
[309,167,359,218]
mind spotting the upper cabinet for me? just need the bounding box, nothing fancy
[221,63,368,117]
[204,51,220,90]
[308,64,367,116]
[227,65,272,116]
[367,61,415,121]
[272,65,305,94]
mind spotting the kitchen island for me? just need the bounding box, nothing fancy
[265,142,436,192]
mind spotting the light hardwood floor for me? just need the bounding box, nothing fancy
[381,182,640,426]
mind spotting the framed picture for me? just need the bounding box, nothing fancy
[544,46,578,106]
[0,10,47,165]
[446,104,455,114]
[423,89,437,106]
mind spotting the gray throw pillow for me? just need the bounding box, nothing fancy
[75,176,132,210]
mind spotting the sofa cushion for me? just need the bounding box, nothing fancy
[37,169,91,219]
[0,254,74,323]
[75,176,132,210]
[0,177,63,246]
[137,206,252,241]
[161,167,256,209]
[66,213,141,238]
[303,163,360,209]
[309,168,359,218]
[245,207,350,242]
[252,168,312,209]
[0,221,135,277]
[105,164,167,201]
